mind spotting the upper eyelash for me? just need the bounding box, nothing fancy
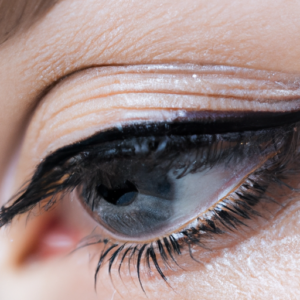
[1,113,300,293]
[0,113,291,226]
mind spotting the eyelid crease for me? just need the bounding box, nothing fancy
[40,64,300,123]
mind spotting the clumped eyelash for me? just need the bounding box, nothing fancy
[1,113,300,293]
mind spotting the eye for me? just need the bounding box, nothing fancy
[1,108,300,292]
[77,120,282,241]
[2,64,300,295]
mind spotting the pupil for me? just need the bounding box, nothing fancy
[96,180,138,206]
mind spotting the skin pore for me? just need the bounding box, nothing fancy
[1,0,300,299]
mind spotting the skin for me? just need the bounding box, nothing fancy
[0,0,300,299]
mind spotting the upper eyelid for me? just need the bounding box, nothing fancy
[20,63,300,164]
[40,64,300,115]
[34,64,300,140]
[14,64,300,163]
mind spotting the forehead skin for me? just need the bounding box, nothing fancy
[0,0,300,299]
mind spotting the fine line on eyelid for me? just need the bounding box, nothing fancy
[64,64,300,78]
[45,63,300,96]
[38,64,300,121]
[42,83,300,124]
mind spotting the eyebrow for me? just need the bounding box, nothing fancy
[0,0,59,44]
